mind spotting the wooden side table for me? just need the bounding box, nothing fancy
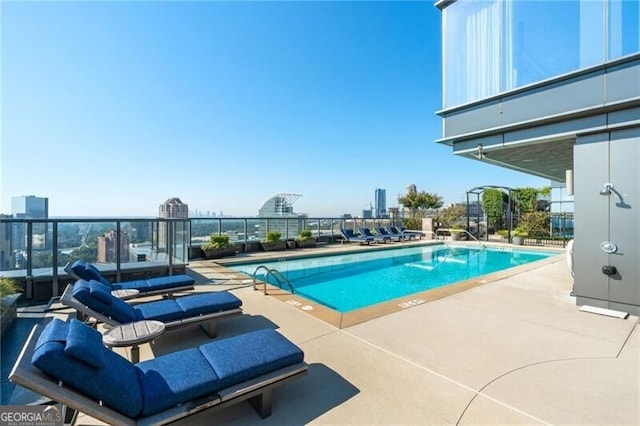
[102,320,165,363]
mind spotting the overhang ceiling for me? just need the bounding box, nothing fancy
[457,138,575,182]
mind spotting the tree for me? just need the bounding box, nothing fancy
[515,186,552,212]
[398,191,443,218]
[437,204,467,227]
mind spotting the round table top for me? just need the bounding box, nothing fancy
[110,288,140,300]
[103,320,165,347]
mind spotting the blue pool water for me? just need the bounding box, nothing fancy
[231,245,557,312]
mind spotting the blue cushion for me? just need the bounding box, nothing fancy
[34,318,69,350]
[31,319,143,418]
[89,280,113,305]
[175,292,242,317]
[199,328,304,389]
[64,319,105,369]
[67,260,89,280]
[83,263,112,286]
[132,299,185,322]
[135,348,221,416]
[73,280,137,323]
[145,275,195,290]
[113,280,150,291]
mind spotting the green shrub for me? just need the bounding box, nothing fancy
[0,278,21,312]
[513,227,528,237]
[265,231,282,243]
[296,230,313,241]
[496,229,509,238]
[518,212,550,238]
[201,234,231,251]
[402,218,421,231]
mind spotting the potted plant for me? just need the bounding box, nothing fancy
[512,227,528,245]
[1,278,21,334]
[449,227,464,241]
[295,229,316,249]
[201,234,237,259]
[261,231,286,252]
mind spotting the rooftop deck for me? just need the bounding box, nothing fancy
[18,241,640,424]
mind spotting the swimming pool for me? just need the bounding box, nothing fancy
[230,245,557,312]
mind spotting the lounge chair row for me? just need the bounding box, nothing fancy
[340,226,424,245]
[10,267,309,424]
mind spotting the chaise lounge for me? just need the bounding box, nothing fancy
[61,280,242,337]
[65,260,195,299]
[358,227,390,243]
[375,226,404,242]
[340,228,373,245]
[10,318,308,426]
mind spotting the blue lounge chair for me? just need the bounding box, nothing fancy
[375,226,403,242]
[65,260,194,298]
[390,226,423,240]
[340,228,373,245]
[10,318,308,425]
[61,280,242,337]
[358,227,390,243]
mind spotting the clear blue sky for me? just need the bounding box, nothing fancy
[1,1,547,218]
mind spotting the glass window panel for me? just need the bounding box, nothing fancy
[609,0,640,59]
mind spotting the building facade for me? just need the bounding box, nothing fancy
[257,193,307,240]
[158,197,189,251]
[97,230,130,263]
[374,188,387,218]
[10,195,49,254]
[435,0,640,314]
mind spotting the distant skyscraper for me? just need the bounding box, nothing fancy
[362,209,373,219]
[374,188,387,218]
[406,184,417,195]
[158,197,189,251]
[0,214,12,270]
[11,195,49,252]
[97,230,130,263]
[158,197,189,219]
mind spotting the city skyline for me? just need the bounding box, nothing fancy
[1,2,549,218]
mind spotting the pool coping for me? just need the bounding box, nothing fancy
[213,242,565,328]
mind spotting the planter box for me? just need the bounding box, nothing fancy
[295,239,316,249]
[260,241,286,252]
[202,246,237,259]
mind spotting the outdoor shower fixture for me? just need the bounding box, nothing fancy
[599,183,614,195]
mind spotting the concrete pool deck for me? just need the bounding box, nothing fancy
[23,241,640,425]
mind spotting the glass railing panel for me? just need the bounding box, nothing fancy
[191,218,221,246]
[221,218,247,243]
[172,220,189,264]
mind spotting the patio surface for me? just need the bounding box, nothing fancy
[57,242,640,424]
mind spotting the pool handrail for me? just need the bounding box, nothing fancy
[252,266,294,295]
[436,229,486,249]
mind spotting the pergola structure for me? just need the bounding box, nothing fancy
[466,185,518,242]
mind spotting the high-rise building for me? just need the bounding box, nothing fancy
[406,184,417,195]
[97,230,130,263]
[257,193,306,240]
[435,0,639,314]
[374,188,387,218]
[11,195,49,252]
[0,214,13,270]
[158,197,189,219]
[158,197,189,251]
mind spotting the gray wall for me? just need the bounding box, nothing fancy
[574,129,640,315]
